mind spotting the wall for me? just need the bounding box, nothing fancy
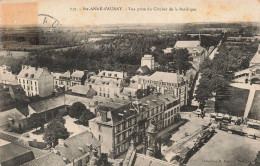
[89,120,113,155]
[38,70,54,97]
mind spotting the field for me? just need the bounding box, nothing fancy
[248,90,260,120]
[215,86,249,116]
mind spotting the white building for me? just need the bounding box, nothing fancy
[0,65,18,88]
[85,70,127,99]
[141,54,155,70]
[138,71,189,106]
[17,65,54,97]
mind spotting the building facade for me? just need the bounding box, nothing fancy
[51,70,71,91]
[70,69,87,87]
[89,92,180,158]
[17,65,54,97]
[137,71,189,106]
[141,55,155,70]
[85,70,128,99]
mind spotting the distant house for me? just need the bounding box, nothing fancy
[174,40,207,68]
[162,47,173,54]
[51,71,71,91]
[0,143,35,166]
[85,70,128,99]
[0,108,27,131]
[54,131,101,165]
[17,65,54,97]
[70,69,89,87]
[141,54,155,70]
[0,65,18,88]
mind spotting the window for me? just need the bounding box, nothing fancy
[99,87,102,91]
[122,132,126,140]
[35,87,37,92]
[31,81,32,85]
[55,81,58,85]
[165,113,167,118]
[107,94,110,98]
[99,125,102,132]
[19,79,21,83]
[168,111,170,117]
[118,125,121,132]
[117,146,121,154]
[27,80,29,84]
[171,110,173,115]
[23,80,25,84]
[99,135,103,142]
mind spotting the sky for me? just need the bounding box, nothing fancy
[0,0,260,26]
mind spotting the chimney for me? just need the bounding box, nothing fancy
[84,70,88,75]
[22,65,29,69]
[73,69,77,73]
[100,110,108,122]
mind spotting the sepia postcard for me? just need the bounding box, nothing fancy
[0,0,260,166]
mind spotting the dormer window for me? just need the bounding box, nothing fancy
[114,74,117,77]
[30,74,34,78]
[25,73,28,77]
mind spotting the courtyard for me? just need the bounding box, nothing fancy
[26,115,89,142]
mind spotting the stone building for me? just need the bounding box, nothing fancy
[88,91,180,158]
[17,65,54,97]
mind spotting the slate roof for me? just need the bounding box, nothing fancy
[149,72,184,84]
[0,108,26,127]
[29,95,65,113]
[174,41,200,48]
[0,143,33,163]
[250,46,260,65]
[71,85,90,95]
[133,153,176,166]
[55,131,100,162]
[86,88,97,99]
[71,70,84,78]
[21,152,66,166]
[137,66,151,75]
[18,66,45,80]
[87,75,124,87]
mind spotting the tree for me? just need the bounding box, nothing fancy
[30,113,45,131]
[79,109,95,125]
[69,102,87,119]
[43,119,69,146]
